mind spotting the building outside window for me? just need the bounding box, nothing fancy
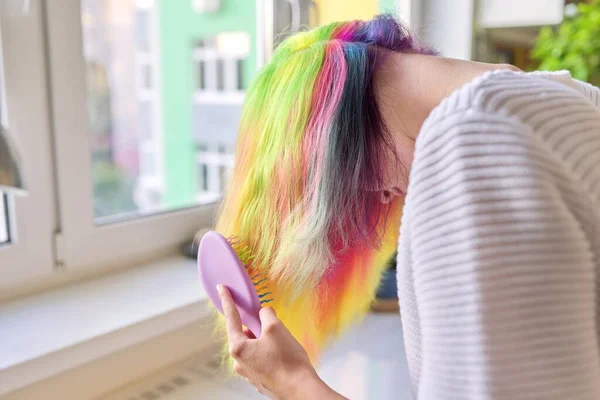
[192,32,249,201]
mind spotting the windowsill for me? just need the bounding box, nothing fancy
[0,256,211,396]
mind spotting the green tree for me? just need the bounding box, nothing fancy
[531,0,600,85]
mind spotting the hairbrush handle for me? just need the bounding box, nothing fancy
[198,231,263,338]
[219,285,262,338]
[244,313,262,338]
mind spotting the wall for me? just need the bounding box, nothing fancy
[3,322,213,400]
[315,0,379,25]
[419,0,475,59]
[380,0,399,15]
[158,0,257,207]
[478,0,564,28]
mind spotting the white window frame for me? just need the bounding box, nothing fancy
[45,0,215,272]
[0,0,56,288]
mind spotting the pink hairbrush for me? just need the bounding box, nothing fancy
[197,231,273,338]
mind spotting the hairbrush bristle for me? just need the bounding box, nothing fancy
[226,236,274,306]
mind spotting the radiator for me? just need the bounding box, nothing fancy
[98,351,264,400]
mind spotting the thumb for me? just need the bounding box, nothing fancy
[259,307,279,327]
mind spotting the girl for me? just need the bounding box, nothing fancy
[216,15,600,399]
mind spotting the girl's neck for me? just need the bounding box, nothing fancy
[375,53,519,141]
[373,53,519,196]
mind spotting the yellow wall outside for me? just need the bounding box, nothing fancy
[314,0,379,25]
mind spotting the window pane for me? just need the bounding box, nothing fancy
[81,0,256,221]
[134,8,151,52]
[141,63,153,91]
[219,165,228,193]
[216,59,224,91]
[200,164,208,192]
[0,194,9,244]
[236,59,244,91]
[197,60,205,91]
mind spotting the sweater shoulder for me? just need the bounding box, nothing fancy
[422,70,595,133]
[417,70,600,165]
[409,70,600,231]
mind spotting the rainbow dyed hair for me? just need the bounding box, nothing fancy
[216,15,435,361]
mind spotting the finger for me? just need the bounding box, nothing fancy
[217,285,245,343]
[259,307,280,335]
[259,306,278,325]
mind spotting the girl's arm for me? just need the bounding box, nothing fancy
[408,112,600,397]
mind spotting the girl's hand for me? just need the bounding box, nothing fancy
[217,284,347,400]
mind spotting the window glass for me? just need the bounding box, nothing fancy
[81,0,256,221]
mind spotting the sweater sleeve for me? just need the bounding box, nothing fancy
[574,78,600,108]
[407,109,600,399]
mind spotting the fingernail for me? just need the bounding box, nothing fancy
[217,284,223,293]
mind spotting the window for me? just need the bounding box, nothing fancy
[0,1,56,290]
[197,59,206,90]
[141,63,153,91]
[216,58,225,91]
[138,100,154,140]
[193,32,250,96]
[199,164,209,192]
[196,142,233,203]
[0,0,389,290]
[192,32,249,202]
[219,165,229,194]
[81,0,162,220]
[236,59,244,90]
[134,7,152,53]
[77,1,250,223]
[40,0,260,273]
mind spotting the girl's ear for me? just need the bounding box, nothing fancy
[380,190,393,204]
[380,187,404,204]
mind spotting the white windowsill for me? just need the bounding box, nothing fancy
[0,256,211,396]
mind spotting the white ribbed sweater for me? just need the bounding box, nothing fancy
[397,70,600,399]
